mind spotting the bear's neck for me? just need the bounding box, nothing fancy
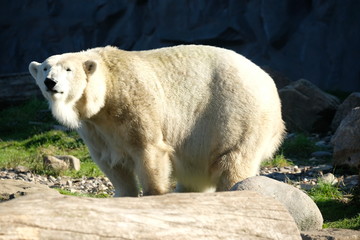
[51,101,81,129]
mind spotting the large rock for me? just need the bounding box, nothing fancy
[331,92,360,131]
[0,191,301,240]
[279,79,339,133]
[331,107,360,170]
[0,0,360,96]
[231,176,323,231]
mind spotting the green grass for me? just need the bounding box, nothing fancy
[0,99,102,178]
[0,130,103,177]
[324,214,360,229]
[308,180,343,202]
[0,98,55,140]
[55,188,110,198]
[261,153,293,168]
[280,133,319,159]
[308,180,360,230]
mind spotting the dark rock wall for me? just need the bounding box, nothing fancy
[1,0,359,91]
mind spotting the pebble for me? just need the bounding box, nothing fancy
[0,165,358,196]
[310,164,333,173]
[311,151,332,158]
[320,173,338,185]
[0,168,114,196]
[0,134,358,196]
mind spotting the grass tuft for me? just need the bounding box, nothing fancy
[55,188,110,198]
[281,133,319,159]
[261,154,293,168]
[308,180,343,202]
[308,180,360,230]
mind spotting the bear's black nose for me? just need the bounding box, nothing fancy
[44,78,57,90]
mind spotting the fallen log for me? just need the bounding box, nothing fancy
[0,190,301,240]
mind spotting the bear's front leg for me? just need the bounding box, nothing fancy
[135,143,172,196]
[109,164,139,197]
[94,159,139,197]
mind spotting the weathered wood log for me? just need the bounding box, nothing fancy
[0,190,301,240]
[0,72,42,107]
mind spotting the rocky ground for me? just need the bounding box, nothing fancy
[0,134,359,198]
[1,163,358,198]
[0,167,114,197]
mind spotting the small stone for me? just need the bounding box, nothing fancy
[66,180,72,187]
[315,140,328,148]
[279,167,291,173]
[48,176,57,183]
[320,173,338,185]
[311,164,333,173]
[14,166,29,173]
[43,155,69,171]
[311,151,332,158]
[293,166,301,173]
[56,155,81,171]
[99,184,108,191]
[18,173,29,181]
[300,184,314,191]
[309,157,319,162]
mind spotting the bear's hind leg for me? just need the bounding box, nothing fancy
[214,150,261,191]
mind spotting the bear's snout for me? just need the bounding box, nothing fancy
[44,78,57,91]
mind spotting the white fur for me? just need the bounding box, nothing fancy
[29,45,285,197]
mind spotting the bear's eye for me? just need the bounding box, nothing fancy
[43,67,47,71]
[66,68,71,72]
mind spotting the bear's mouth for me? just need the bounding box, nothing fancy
[46,89,64,94]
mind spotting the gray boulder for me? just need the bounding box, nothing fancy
[279,79,339,133]
[231,176,323,231]
[331,107,360,170]
[331,92,360,131]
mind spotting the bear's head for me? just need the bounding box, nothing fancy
[29,53,105,129]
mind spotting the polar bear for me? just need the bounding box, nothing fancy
[29,45,285,197]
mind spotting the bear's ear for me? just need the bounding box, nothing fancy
[83,60,97,75]
[29,61,41,79]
